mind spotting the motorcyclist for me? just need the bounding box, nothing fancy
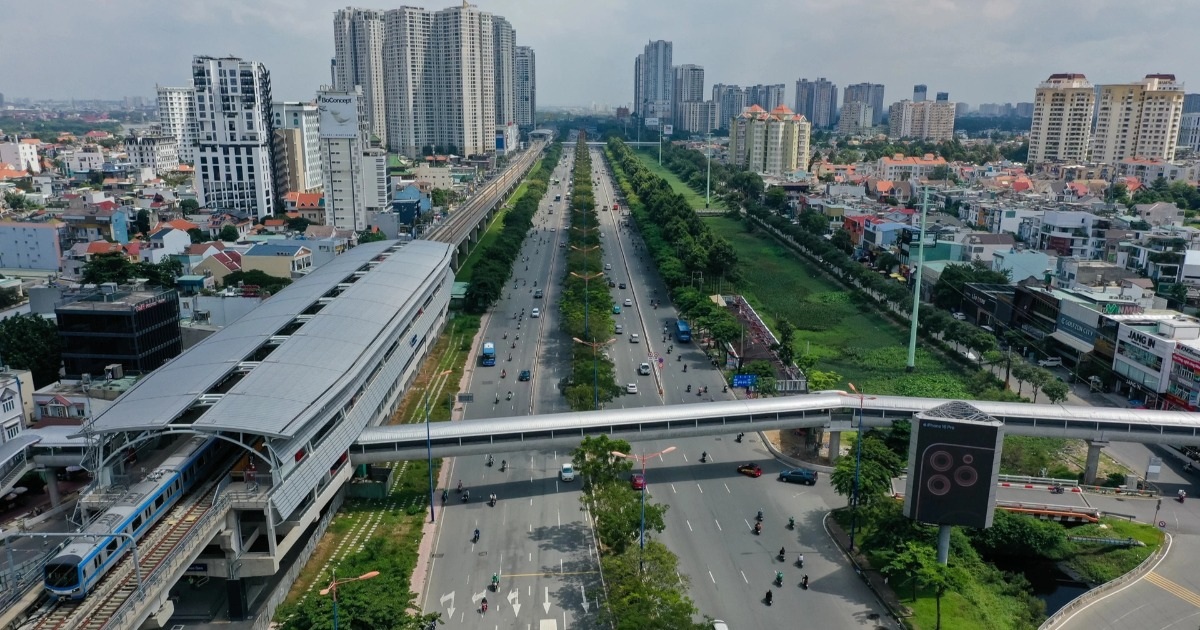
[757,509,764,522]
[474,528,480,541]
[754,521,762,534]
[500,459,507,471]
[779,547,786,560]
[788,516,795,529]
[775,571,784,586]
[683,364,687,372]
[501,369,507,379]
[801,574,810,589]
[457,480,463,493]
[701,451,707,463]
[765,590,772,605]
[463,489,470,501]
[481,597,488,613]
[507,391,513,400]
[798,553,805,567]
[489,493,497,506]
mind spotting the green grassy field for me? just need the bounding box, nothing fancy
[633,149,724,209]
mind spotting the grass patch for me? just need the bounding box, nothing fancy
[1061,518,1163,584]
[455,177,533,282]
[698,215,963,393]
[632,149,723,209]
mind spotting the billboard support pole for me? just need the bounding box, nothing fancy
[937,524,951,565]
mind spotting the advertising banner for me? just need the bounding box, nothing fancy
[903,411,1004,528]
[317,92,359,139]
[662,124,673,136]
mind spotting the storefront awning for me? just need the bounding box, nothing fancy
[1050,330,1094,354]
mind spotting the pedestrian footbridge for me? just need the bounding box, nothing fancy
[352,393,1200,466]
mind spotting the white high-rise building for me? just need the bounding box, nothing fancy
[333,8,388,147]
[1092,74,1186,164]
[192,55,276,219]
[639,40,672,123]
[712,84,747,130]
[515,46,536,128]
[124,135,179,174]
[887,100,956,141]
[493,16,516,126]
[838,101,873,135]
[672,64,705,128]
[317,86,385,231]
[1180,113,1200,154]
[0,142,40,173]
[1028,73,1095,164]
[156,85,198,164]
[382,7,431,157]
[271,102,323,195]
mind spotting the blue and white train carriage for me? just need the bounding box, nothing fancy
[43,436,226,599]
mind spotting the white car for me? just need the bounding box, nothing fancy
[560,463,575,482]
[638,362,651,375]
[605,263,612,270]
[630,333,640,344]
[952,312,966,321]
[624,298,632,307]
[531,307,541,318]
[1038,357,1063,368]
[626,383,638,394]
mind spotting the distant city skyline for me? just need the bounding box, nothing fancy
[1,1,1197,108]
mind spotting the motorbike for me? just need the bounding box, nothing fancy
[462,491,469,502]
[667,347,672,354]
[491,574,500,592]
[775,571,784,587]
[723,385,728,393]
[481,599,488,613]
[457,481,463,493]
[754,522,762,535]
[700,451,708,463]
[1051,484,1065,495]
[489,494,497,507]
[788,517,795,530]
[506,391,513,401]
[765,590,772,606]
[486,455,494,466]
[686,384,692,392]
[801,575,809,590]
[682,364,687,372]
[501,370,507,379]
[736,433,744,443]
[473,529,480,543]
[777,548,786,562]
[797,555,805,568]
[500,460,508,472]
[756,511,764,522]
[1178,490,1187,503]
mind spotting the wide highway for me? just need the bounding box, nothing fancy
[420,144,893,628]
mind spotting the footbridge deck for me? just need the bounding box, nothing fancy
[351,393,1200,463]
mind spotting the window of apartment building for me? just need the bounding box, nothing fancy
[3,423,18,441]
[1,397,14,414]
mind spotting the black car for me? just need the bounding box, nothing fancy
[778,468,819,485]
[518,370,531,381]
[618,283,627,289]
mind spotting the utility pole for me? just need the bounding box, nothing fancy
[705,133,712,208]
[906,187,931,372]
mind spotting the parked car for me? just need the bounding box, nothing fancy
[952,312,966,321]
[778,468,819,485]
[560,463,575,482]
[518,370,531,381]
[736,463,764,478]
[630,473,646,490]
[638,362,652,375]
[1038,357,1063,368]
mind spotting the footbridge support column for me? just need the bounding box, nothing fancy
[827,431,841,464]
[1084,440,1108,486]
[43,468,61,507]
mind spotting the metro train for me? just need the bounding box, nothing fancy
[43,436,226,599]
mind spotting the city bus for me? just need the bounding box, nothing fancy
[675,320,692,343]
[481,342,496,366]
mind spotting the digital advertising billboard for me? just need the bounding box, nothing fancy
[903,406,1004,529]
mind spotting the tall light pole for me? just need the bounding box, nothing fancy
[906,188,931,372]
[424,369,452,523]
[320,569,380,630]
[574,337,615,410]
[846,383,875,552]
[611,446,676,572]
[705,133,712,209]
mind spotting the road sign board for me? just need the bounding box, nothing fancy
[732,374,758,388]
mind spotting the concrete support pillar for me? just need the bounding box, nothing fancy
[1084,440,1107,486]
[828,431,842,464]
[42,468,61,507]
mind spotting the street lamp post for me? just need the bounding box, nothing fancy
[573,337,614,410]
[705,133,712,209]
[611,446,676,571]
[320,569,381,630]
[847,383,875,552]
[424,369,452,523]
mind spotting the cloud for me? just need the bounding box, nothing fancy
[1,0,1194,108]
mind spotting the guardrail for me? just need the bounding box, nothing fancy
[101,491,232,629]
[1039,532,1169,629]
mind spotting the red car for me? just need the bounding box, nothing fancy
[736,463,763,478]
[630,473,646,490]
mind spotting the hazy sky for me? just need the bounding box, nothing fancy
[3,0,1195,108]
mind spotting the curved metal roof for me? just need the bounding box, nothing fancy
[87,240,453,439]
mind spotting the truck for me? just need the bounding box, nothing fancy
[481,342,496,366]
[675,320,692,343]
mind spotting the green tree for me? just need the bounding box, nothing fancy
[830,228,854,255]
[4,191,29,210]
[772,318,796,366]
[589,481,669,553]
[881,541,934,602]
[187,228,207,244]
[807,369,842,391]
[1042,377,1070,404]
[134,209,152,236]
[218,224,240,242]
[81,252,136,285]
[600,541,707,630]
[358,229,387,244]
[179,198,200,212]
[830,433,903,508]
[0,287,22,309]
[222,269,293,295]
[968,509,1066,558]
[1029,367,1053,403]
[572,435,635,488]
[0,314,63,387]
[931,262,1010,310]
[1011,360,1035,396]
[765,186,788,210]
[285,216,313,232]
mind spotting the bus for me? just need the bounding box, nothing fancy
[675,320,692,343]
[481,342,496,366]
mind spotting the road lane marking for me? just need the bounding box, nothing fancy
[708,570,716,583]
[1145,572,1200,608]
[686,520,693,532]
[715,520,722,531]
[724,483,731,493]
[696,483,703,494]
[670,483,678,493]
[740,570,748,584]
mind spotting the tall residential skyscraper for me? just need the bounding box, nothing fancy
[795,78,837,128]
[844,83,885,125]
[746,84,786,112]
[913,84,927,102]
[728,105,811,176]
[191,55,276,218]
[633,54,643,116]
[712,84,748,130]
[271,101,323,199]
[333,8,387,147]
[1180,113,1200,153]
[1028,73,1095,164]
[383,7,431,156]
[1092,74,1185,164]
[492,16,516,125]
[887,100,956,141]
[838,101,873,135]
[156,85,198,164]
[1184,93,1200,114]
[639,40,673,123]
[672,64,705,127]
[515,46,536,127]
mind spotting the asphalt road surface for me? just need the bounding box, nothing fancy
[420,147,894,629]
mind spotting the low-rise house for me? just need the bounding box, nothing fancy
[961,233,1016,265]
[192,250,242,284]
[141,225,192,264]
[240,243,312,278]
